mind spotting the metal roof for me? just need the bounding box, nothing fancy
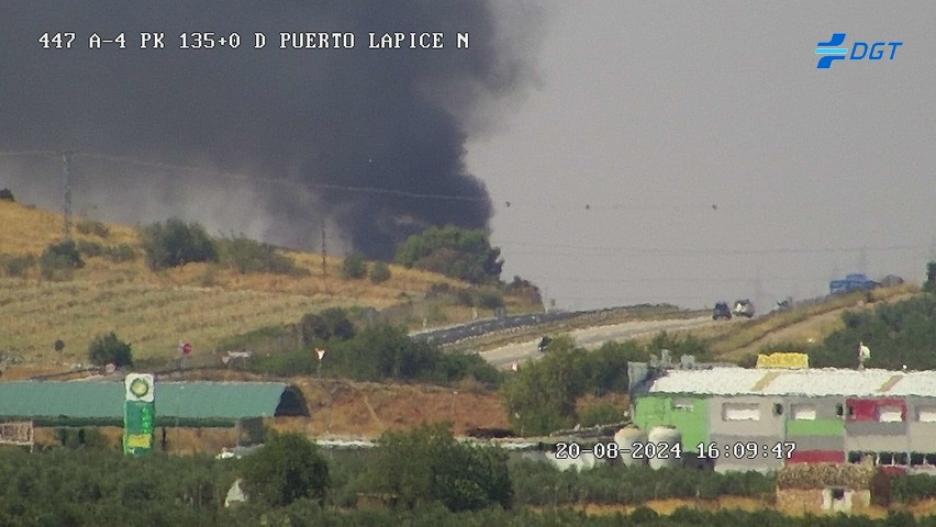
[646,368,936,397]
[0,381,302,420]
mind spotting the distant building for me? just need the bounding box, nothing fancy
[631,367,936,473]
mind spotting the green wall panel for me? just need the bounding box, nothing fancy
[633,395,708,452]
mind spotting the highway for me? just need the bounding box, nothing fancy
[480,315,730,368]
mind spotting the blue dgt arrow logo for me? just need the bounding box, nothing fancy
[816,33,848,69]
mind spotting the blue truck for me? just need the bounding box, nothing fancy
[829,273,879,295]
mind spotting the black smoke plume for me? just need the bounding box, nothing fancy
[0,1,535,257]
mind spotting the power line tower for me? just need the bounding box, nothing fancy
[61,151,74,239]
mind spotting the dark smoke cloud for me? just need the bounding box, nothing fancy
[0,1,536,257]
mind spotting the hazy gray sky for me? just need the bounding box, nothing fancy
[469,1,936,310]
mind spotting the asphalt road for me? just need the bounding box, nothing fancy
[480,315,732,368]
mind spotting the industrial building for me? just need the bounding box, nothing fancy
[631,366,936,473]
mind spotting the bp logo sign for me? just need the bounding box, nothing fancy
[129,377,151,398]
[123,373,156,455]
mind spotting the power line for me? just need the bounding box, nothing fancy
[550,276,834,284]
[496,240,926,257]
[74,152,490,203]
[0,150,729,210]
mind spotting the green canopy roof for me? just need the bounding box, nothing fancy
[0,381,306,422]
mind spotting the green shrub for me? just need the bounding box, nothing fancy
[369,260,391,283]
[578,403,626,427]
[103,243,136,263]
[502,338,653,435]
[395,225,503,284]
[39,240,84,280]
[0,253,36,277]
[88,332,133,367]
[341,252,367,279]
[509,461,776,506]
[76,239,104,257]
[217,236,305,275]
[76,219,110,238]
[891,474,936,503]
[299,308,356,345]
[139,219,217,270]
[242,433,330,507]
[364,424,511,511]
[476,289,505,310]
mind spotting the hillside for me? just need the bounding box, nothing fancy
[687,285,920,361]
[0,200,538,368]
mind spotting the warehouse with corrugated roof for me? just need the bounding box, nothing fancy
[632,367,936,473]
[0,381,307,426]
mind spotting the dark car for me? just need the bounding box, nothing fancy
[712,302,732,320]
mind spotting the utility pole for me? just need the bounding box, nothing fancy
[320,220,327,278]
[61,151,73,239]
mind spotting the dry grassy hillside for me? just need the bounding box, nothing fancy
[0,200,534,367]
[686,285,920,360]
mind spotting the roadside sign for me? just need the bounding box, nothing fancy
[123,373,156,456]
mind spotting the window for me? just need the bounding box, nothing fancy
[831,488,845,501]
[878,406,903,423]
[878,452,894,465]
[926,454,936,466]
[723,403,760,421]
[895,452,909,466]
[911,453,925,466]
[791,404,817,421]
[848,451,862,464]
[835,403,844,417]
[773,403,784,416]
[673,399,694,411]
[847,405,855,418]
[917,407,936,423]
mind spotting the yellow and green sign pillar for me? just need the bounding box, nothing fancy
[123,373,155,456]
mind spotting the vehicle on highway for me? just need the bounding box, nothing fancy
[732,299,755,318]
[773,297,793,313]
[712,302,732,320]
[829,273,879,295]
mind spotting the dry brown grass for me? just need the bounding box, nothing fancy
[270,377,509,437]
[0,201,537,366]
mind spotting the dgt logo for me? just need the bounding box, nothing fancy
[815,33,903,69]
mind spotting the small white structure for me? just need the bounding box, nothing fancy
[613,427,648,467]
[225,478,247,508]
[647,426,681,470]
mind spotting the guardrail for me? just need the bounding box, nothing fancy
[412,304,685,347]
